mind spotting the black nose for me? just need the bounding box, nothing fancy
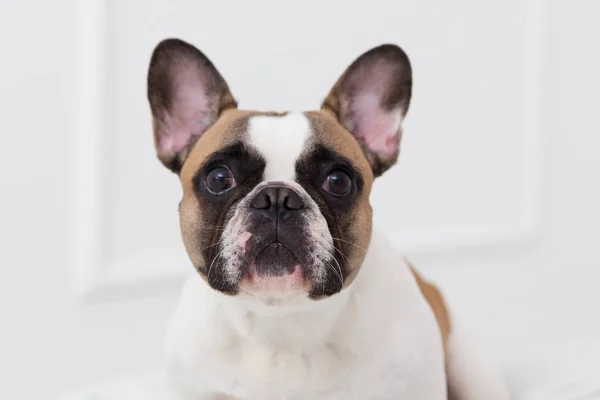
[250,186,305,218]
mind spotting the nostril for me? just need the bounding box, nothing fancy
[251,191,271,210]
[283,191,304,210]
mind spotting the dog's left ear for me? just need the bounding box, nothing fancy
[322,44,412,177]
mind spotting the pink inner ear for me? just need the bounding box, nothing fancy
[351,92,403,159]
[157,67,214,157]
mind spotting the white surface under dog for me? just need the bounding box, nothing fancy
[62,340,600,399]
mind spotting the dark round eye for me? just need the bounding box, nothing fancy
[322,170,353,196]
[205,166,236,194]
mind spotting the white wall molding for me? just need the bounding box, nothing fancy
[72,0,108,296]
[72,0,545,297]
[392,0,545,256]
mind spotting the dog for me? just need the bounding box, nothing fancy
[147,38,510,400]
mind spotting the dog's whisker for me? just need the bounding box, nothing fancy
[207,240,242,280]
[332,237,367,253]
[207,247,227,282]
[325,261,344,288]
[203,227,228,233]
[331,256,345,284]
[203,224,229,229]
[198,242,220,252]
[333,246,350,267]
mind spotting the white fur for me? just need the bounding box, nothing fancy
[165,230,448,399]
[247,113,311,181]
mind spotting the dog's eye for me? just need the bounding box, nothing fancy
[322,170,352,196]
[205,166,237,195]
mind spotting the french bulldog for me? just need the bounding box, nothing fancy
[147,38,510,400]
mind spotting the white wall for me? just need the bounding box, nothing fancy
[424,0,600,349]
[0,0,598,398]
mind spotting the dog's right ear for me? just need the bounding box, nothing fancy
[321,44,412,177]
[147,39,237,173]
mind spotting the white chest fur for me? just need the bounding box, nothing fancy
[164,233,447,400]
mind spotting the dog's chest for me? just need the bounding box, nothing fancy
[181,321,424,400]
[212,334,356,399]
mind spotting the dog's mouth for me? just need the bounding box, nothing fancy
[251,242,298,275]
[239,242,311,297]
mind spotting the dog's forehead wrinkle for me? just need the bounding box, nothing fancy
[246,113,312,182]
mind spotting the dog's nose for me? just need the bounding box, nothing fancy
[250,186,304,218]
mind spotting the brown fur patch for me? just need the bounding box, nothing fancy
[408,262,452,352]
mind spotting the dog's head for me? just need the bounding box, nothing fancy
[147,39,412,304]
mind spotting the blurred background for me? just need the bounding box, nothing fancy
[0,0,599,398]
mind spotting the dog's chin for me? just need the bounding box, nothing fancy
[237,243,312,303]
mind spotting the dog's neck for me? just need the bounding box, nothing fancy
[215,282,355,346]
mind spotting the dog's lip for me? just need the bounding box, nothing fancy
[240,263,308,295]
[251,241,296,261]
[258,241,288,253]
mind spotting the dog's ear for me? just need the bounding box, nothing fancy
[147,39,237,173]
[322,44,412,177]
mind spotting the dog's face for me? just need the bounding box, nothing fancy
[147,39,412,304]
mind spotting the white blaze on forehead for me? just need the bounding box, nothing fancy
[247,113,311,181]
